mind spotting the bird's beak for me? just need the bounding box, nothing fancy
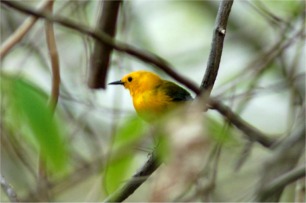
[108,80,124,85]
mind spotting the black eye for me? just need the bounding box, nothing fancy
[128,77,133,82]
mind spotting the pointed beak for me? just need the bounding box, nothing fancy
[108,80,124,85]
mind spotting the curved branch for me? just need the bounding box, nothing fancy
[104,153,160,202]
[200,0,234,95]
[37,1,60,201]
[45,0,60,111]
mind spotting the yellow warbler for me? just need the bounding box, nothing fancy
[109,70,192,121]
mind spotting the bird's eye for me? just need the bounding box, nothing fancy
[128,77,133,82]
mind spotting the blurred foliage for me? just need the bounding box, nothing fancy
[154,131,171,164]
[1,0,305,202]
[1,74,68,172]
[103,116,146,194]
[206,116,237,145]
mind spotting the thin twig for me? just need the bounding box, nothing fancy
[200,0,234,95]
[45,0,60,111]
[0,174,19,202]
[234,141,254,171]
[89,0,121,89]
[201,143,222,201]
[0,0,52,59]
[37,0,60,200]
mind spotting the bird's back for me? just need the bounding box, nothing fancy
[132,80,192,121]
[159,80,193,102]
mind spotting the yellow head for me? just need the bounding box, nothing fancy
[109,70,162,97]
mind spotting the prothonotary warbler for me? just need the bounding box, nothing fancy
[108,70,192,121]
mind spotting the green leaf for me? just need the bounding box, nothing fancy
[155,132,171,163]
[103,116,145,194]
[112,116,145,150]
[103,151,134,195]
[2,75,68,172]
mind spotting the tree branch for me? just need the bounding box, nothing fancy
[37,1,60,201]
[200,0,234,96]
[104,153,160,202]
[88,0,121,89]
[45,0,60,112]
[209,98,275,148]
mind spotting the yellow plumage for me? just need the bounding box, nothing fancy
[109,70,192,121]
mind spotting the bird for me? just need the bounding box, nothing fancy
[108,70,193,121]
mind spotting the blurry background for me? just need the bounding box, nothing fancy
[1,0,305,202]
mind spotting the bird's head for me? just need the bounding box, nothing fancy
[108,70,162,96]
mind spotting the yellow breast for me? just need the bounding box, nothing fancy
[132,89,173,121]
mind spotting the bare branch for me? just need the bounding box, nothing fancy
[209,99,275,148]
[200,0,234,95]
[234,141,254,171]
[0,0,52,59]
[36,1,60,201]
[0,174,19,202]
[104,153,160,202]
[88,0,121,89]
[45,0,60,111]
